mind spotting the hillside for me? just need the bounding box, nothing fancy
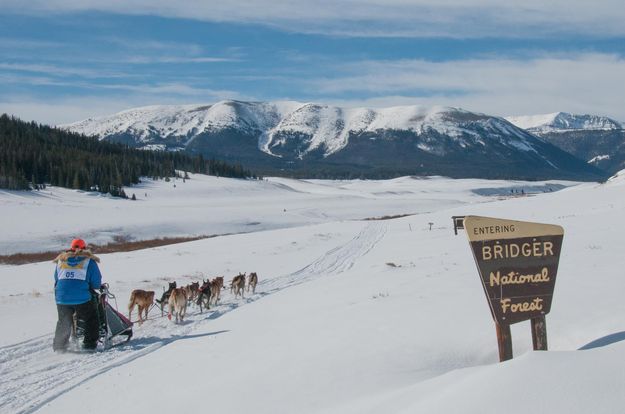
[62,101,606,181]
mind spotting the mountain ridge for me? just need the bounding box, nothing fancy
[61,101,607,181]
[63,101,542,156]
[506,111,625,175]
[506,112,623,134]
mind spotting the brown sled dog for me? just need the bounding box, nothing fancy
[247,272,258,294]
[231,273,245,299]
[210,276,224,305]
[128,289,155,325]
[168,287,187,323]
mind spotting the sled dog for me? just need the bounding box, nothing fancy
[168,287,187,323]
[128,289,155,324]
[211,276,224,304]
[185,281,200,301]
[231,273,245,299]
[196,279,212,313]
[247,272,258,294]
[156,281,176,316]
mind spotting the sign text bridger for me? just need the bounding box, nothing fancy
[481,241,554,261]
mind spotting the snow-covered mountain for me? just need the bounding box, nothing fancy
[506,112,623,134]
[66,101,534,157]
[507,112,625,175]
[65,101,299,148]
[63,101,605,181]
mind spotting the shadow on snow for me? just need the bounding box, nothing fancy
[579,331,625,350]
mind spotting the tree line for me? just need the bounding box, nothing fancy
[0,114,257,195]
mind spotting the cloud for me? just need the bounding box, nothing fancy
[4,0,625,38]
[0,86,255,125]
[0,96,136,125]
[0,62,126,78]
[4,53,624,124]
[0,38,65,49]
[0,66,248,99]
[8,49,619,120]
[124,56,239,64]
[101,37,205,55]
[310,53,625,120]
[93,82,248,98]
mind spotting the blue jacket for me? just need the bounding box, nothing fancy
[53,250,102,305]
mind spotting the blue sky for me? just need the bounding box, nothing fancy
[1,1,624,124]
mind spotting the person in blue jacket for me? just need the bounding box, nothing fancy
[52,238,103,351]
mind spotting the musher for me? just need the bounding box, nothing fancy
[52,238,103,352]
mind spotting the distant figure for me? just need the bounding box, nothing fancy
[52,239,103,352]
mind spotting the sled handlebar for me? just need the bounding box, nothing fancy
[99,283,116,299]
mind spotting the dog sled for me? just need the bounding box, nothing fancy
[72,283,133,351]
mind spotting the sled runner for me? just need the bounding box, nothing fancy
[72,283,133,350]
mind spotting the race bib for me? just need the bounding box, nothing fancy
[57,259,90,281]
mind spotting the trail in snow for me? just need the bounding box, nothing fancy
[0,222,387,414]
[260,221,387,292]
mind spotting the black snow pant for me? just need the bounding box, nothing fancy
[53,300,99,351]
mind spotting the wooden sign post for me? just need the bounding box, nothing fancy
[461,216,564,362]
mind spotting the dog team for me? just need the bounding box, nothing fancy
[127,272,259,324]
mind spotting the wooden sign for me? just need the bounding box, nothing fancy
[464,216,564,325]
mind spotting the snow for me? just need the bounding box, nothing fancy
[506,112,562,130]
[506,112,623,134]
[2,173,625,414]
[607,168,625,184]
[264,104,349,157]
[588,154,611,163]
[63,101,303,144]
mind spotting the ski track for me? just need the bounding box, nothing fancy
[0,222,387,414]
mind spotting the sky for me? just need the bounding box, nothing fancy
[0,0,624,125]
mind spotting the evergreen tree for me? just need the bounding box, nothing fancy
[0,114,258,194]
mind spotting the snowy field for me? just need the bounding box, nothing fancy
[0,174,568,255]
[1,172,625,414]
